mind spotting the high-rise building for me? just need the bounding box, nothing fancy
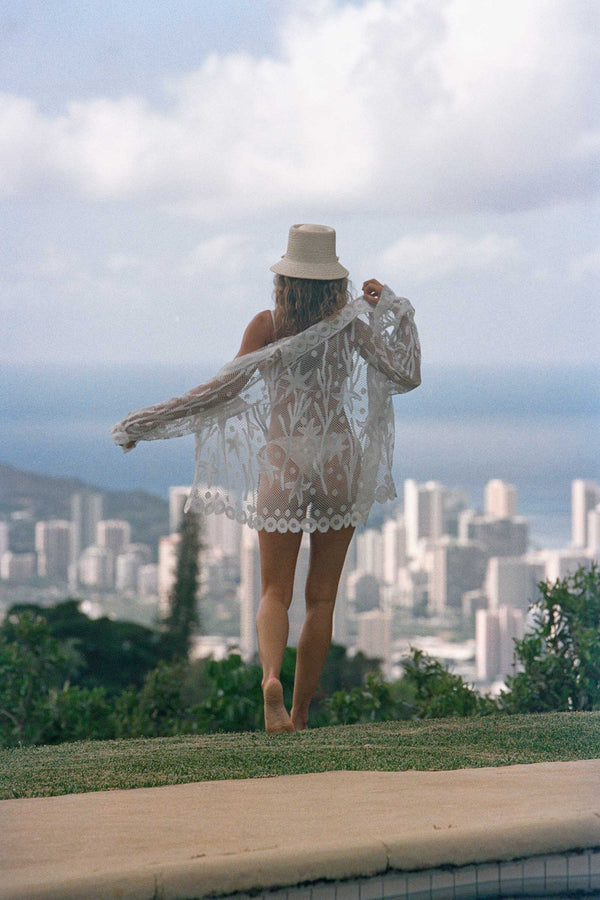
[476,606,523,683]
[544,550,591,583]
[332,554,353,647]
[115,552,142,592]
[239,528,261,662]
[0,521,9,558]
[587,505,600,556]
[430,538,488,614]
[35,520,72,580]
[0,551,36,582]
[169,486,191,534]
[443,489,470,538]
[404,480,444,557]
[484,479,517,519]
[158,534,181,615]
[70,492,104,566]
[78,546,113,590]
[138,564,159,599]
[458,511,528,558]
[345,570,381,612]
[382,516,407,585]
[97,520,131,557]
[484,556,536,612]
[397,565,429,612]
[572,480,600,549]
[356,528,385,580]
[202,512,243,558]
[356,609,392,669]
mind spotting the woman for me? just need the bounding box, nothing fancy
[111,224,421,733]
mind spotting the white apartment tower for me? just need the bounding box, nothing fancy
[35,520,72,580]
[587,505,600,556]
[169,486,190,534]
[1,552,36,582]
[78,545,113,590]
[404,480,444,557]
[382,516,407,585]
[484,556,536,612]
[356,609,392,670]
[430,538,488,614]
[572,480,600,549]
[356,528,385,580]
[476,606,524,683]
[137,564,159,599]
[239,528,261,661]
[158,533,181,615]
[0,521,9,558]
[96,520,131,557]
[459,511,528,558]
[484,479,517,519]
[70,492,104,566]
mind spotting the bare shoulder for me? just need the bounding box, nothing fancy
[235,310,274,358]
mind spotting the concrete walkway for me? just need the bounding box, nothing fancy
[1,759,599,900]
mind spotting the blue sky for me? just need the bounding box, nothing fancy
[1,0,599,366]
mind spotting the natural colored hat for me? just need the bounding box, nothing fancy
[270,224,349,280]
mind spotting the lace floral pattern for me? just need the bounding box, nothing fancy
[110,286,421,532]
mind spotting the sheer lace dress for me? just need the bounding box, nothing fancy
[110,286,421,533]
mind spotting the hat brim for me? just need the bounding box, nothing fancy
[270,259,349,280]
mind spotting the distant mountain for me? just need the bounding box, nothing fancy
[0,462,169,555]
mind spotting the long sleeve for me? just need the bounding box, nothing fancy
[355,285,421,394]
[110,362,256,450]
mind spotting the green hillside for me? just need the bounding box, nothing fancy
[0,461,168,552]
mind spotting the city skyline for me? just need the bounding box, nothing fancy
[2,475,598,693]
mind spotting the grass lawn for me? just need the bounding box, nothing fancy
[1,711,598,800]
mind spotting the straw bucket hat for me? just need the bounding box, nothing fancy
[270,224,349,280]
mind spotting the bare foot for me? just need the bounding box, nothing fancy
[263,678,295,734]
[291,708,309,732]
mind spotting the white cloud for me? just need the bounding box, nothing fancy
[374,231,523,281]
[179,233,254,280]
[570,247,600,281]
[0,0,597,217]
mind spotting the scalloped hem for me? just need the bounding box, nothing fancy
[184,496,373,532]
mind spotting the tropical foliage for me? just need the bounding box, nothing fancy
[1,565,597,746]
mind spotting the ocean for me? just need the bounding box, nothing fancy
[1,363,598,549]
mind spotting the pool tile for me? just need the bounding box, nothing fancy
[453,865,478,900]
[336,881,360,900]
[474,863,499,898]
[589,850,600,889]
[498,860,523,897]
[312,885,337,900]
[359,877,383,900]
[405,870,431,898]
[544,854,568,893]
[567,851,590,892]
[429,869,454,899]
[521,855,546,896]
[381,871,408,899]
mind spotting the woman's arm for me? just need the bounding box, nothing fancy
[113,310,274,450]
[355,278,421,392]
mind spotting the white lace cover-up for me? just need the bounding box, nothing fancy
[110,286,421,533]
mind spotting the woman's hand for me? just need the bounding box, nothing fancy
[362,279,384,305]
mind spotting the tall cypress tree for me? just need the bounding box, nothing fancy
[163,512,201,660]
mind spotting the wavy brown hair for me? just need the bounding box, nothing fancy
[272,275,350,339]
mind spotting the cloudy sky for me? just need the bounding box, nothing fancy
[2,0,599,368]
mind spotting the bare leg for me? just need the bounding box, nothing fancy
[256,528,302,733]
[291,525,355,731]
